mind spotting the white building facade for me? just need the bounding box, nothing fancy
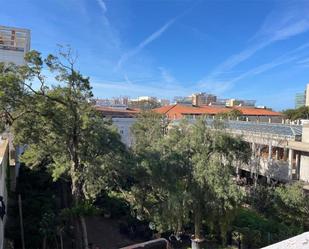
[0,25,31,65]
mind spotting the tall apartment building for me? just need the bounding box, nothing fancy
[159,99,170,106]
[294,84,309,109]
[226,98,256,107]
[305,84,309,107]
[295,92,306,108]
[0,25,31,65]
[192,93,217,106]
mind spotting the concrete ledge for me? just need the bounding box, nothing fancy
[119,238,169,249]
[262,232,309,249]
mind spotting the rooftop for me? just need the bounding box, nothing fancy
[154,104,282,119]
[172,119,302,140]
[95,106,140,118]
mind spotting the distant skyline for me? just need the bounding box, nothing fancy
[2,0,309,110]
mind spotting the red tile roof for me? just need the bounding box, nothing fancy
[95,106,140,117]
[234,107,282,116]
[153,104,282,119]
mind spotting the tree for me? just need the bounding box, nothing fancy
[5,160,68,249]
[274,182,309,228]
[9,48,126,249]
[128,111,170,224]
[283,106,309,120]
[0,62,30,133]
[175,119,249,247]
[216,109,243,120]
[130,116,251,248]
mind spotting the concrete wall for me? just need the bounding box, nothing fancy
[0,139,9,249]
[299,121,309,182]
[300,152,309,182]
[246,116,283,123]
[240,158,290,182]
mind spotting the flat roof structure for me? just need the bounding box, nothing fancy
[172,119,302,141]
[95,106,140,118]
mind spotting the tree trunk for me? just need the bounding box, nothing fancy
[194,205,202,240]
[55,235,59,249]
[70,126,88,249]
[59,231,64,249]
[191,239,203,249]
[192,203,204,249]
[71,170,88,249]
[74,219,83,249]
[176,218,183,238]
[42,236,47,249]
[80,216,89,249]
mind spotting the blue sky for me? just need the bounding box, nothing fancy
[2,0,309,110]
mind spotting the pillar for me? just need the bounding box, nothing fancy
[288,149,294,180]
[236,163,240,181]
[267,143,272,184]
[236,116,239,121]
[268,143,272,160]
[268,117,272,123]
[283,148,288,161]
[251,143,256,156]
[250,143,256,178]
[275,149,279,160]
[295,152,300,180]
[246,117,249,122]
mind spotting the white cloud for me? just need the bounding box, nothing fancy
[204,2,309,83]
[116,18,176,70]
[158,67,177,84]
[92,73,194,99]
[198,42,309,94]
[96,0,107,13]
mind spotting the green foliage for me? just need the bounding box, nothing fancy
[273,183,309,227]
[61,201,100,218]
[245,183,309,248]
[130,116,250,241]
[232,208,302,248]
[251,183,309,228]
[2,47,129,248]
[131,111,168,151]
[0,62,28,131]
[39,211,58,238]
[12,48,127,202]
[215,109,243,120]
[5,165,59,249]
[94,191,131,218]
[250,185,276,215]
[283,106,309,120]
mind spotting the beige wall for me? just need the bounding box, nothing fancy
[112,118,136,147]
[300,153,309,182]
[0,139,9,249]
